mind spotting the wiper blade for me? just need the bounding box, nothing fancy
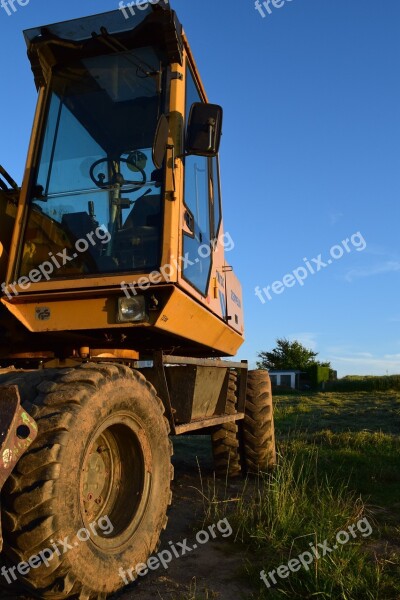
[94,27,160,79]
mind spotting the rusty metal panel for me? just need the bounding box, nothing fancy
[143,355,249,428]
[0,386,38,551]
[175,412,245,435]
[192,366,227,419]
[165,365,227,424]
[164,366,196,423]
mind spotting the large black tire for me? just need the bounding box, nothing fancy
[211,371,241,477]
[0,363,173,599]
[243,370,276,472]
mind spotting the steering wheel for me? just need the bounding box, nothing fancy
[90,158,146,193]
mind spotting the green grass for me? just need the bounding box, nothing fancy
[274,391,400,508]
[274,391,400,435]
[198,390,400,599]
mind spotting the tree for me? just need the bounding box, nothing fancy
[257,338,331,371]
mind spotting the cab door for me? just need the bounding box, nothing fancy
[182,66,212,296]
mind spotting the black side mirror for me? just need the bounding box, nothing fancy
[152,114,169,169]
[186,103,223,157]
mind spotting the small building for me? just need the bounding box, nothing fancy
[268,370,302,390]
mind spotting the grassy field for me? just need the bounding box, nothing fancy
[199,390,400,600]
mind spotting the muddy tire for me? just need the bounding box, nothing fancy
[0,363,173,599]
[243,370,276,472]
[211,371,241,477]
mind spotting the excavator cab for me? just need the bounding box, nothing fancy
[20,8,179,280]
[1,4,244,358]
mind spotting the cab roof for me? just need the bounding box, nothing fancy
[23,5,183,88]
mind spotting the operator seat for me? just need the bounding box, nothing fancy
[123,194,161,229]
[116,194,162,270]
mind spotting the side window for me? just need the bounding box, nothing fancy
[183,67,212,296]
[211,156,221,240]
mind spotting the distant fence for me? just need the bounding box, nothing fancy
[325,375,400,392]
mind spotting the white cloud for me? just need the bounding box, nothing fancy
[326,345,351,354]
[288,332,319,351]
[345,261,400,282]
[363,244,391,257]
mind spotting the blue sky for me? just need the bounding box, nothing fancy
[0,0,399,375]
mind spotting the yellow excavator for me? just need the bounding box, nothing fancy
[0,4,275,598]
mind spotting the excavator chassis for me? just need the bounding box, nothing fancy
[0,385,37,551]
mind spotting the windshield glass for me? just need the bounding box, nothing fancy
[19,47,164,281]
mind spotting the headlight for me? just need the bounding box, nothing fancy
[118,296,148,323]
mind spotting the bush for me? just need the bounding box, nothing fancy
[306,364,331,388]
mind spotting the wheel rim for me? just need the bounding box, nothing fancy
[79,412,151,548]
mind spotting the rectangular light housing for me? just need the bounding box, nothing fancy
[118,296,148,323]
